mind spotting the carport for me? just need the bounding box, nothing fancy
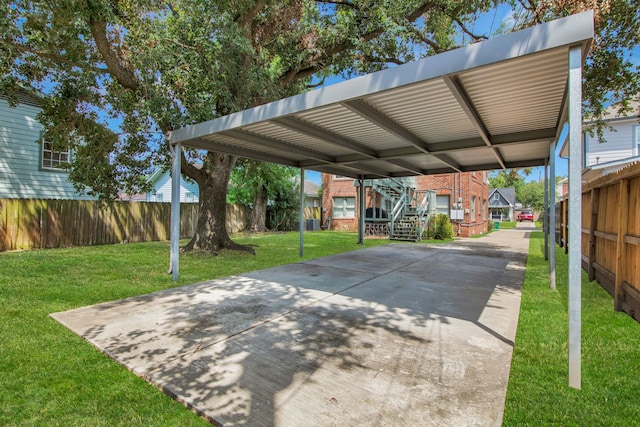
[169,12,594,388]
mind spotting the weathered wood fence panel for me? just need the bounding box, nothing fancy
[0,199,249,251]
[556,162,640,321]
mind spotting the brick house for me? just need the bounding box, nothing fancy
[322,171,489,238]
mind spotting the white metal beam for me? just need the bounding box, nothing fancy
[568,45,583,390]
[170,143,181,282]
[550,140,557,290]
[299,168,305,258]
[358,176,365,245]
[442,76,507,170]
[544,158,549,260]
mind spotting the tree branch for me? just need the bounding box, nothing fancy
[1,40,111,75]
[279,1,436,85]
[89,18,140,91]
[314,0,356,8]
[180,149,206,183]
[454,18,488,42]
[358,54,405,65]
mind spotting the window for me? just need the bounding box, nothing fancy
[42,141,70,170]
[333,175,349,180]
[493,193,500,202]
[471,196,476,219]
[584,132,592,167]
[482,199,487,220]
[634,125,640,156]
[435,195,450,216]
[155,192,164,202]
[185,192,195,202]
[332,197,355,218]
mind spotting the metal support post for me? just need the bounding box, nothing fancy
[568,45,583,389]
[544,158,549,260]
[299,168,305,258]
[358,176,365,245]
[170,143,181,282]
[550,140,557,290]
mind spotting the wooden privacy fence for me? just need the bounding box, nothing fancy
[556,161,640,321]
[0,199,249,252]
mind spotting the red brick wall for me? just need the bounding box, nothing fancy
[322,174,359,231]
[415,172,489,237]
[322,172,489,237]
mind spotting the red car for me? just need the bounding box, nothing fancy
[518,211,534,221]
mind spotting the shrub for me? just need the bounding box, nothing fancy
[424,213,454,240]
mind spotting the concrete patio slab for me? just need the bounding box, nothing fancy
[52,228,530,426]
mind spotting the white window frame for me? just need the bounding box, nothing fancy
[584,132,590,167]
[332,197,355,218]
[493,193,500,202]
[634,125,640,156]
[471,195,476,219]
[435,194,450,216]
[41,141,71,170]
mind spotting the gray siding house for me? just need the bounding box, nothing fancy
[488,188,516,221]
[0,92,94,200]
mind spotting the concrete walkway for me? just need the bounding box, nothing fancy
[52,227,532,426]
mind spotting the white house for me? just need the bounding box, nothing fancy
[0,91,95,200]
[560,100,640,182]
[145,167,200,203]
[582,100,640,167]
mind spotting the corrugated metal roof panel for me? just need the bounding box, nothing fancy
[243,121,356,157]
[170,12,594,179]
[499,140,551,162]
[462,49,569,135]
[297,105,408,151]
[367,79,479,143]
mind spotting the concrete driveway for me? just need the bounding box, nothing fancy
[52,228,530,426]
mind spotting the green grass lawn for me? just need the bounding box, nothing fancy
[0,231,390,426]
[503,232,640,426]
[2,230,638,425]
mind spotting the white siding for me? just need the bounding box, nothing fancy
[586,119,636,166]
[147,170,200,203]
[0,98,95,200]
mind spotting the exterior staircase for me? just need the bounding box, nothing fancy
[365,178,436,242]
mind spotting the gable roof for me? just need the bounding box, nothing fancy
[489,187,516,206]
[170,12,593,180]
[0,87,43,108]
[304,180,320,197]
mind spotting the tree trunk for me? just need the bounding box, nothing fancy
[182,152,254,255]
[248,185,268,232]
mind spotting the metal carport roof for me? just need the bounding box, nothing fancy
[169,10,594,390]
[170,11,593,180]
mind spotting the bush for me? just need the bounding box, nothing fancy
[424,213,454,240]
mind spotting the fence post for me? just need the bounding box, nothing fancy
[614,179,629,311]
[588,188,599,282]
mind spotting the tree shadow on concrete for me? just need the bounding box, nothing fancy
[52,236,528,426]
